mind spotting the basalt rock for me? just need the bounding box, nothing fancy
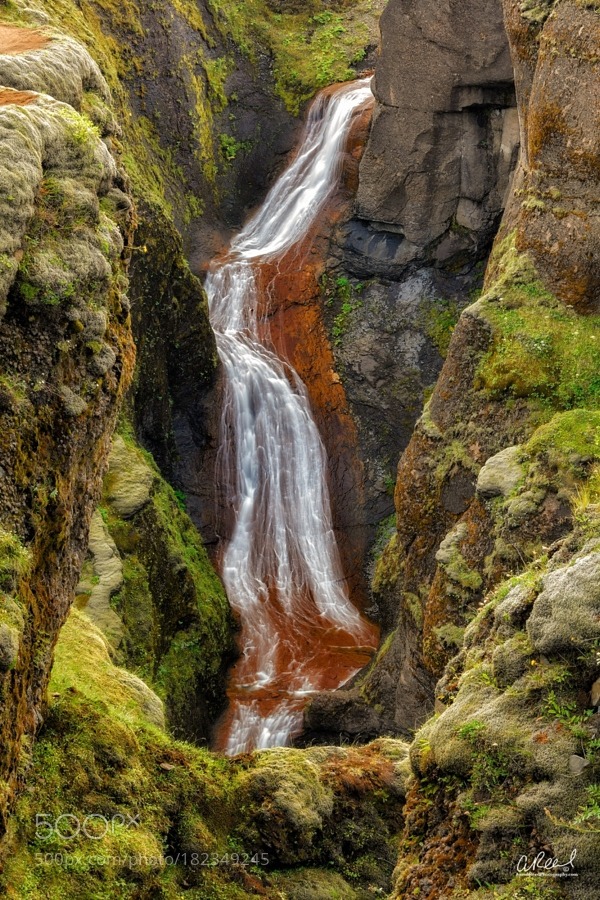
[315,1,600,895]
[354,0,519,273]
[310,0,520,620]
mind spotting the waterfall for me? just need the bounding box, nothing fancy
[207,78,378,756]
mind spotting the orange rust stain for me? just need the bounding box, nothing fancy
[0,88,37,106]
[213,587,377,753]
[248,97,374,607]
[255,231,370,607]
[0,24,50,55]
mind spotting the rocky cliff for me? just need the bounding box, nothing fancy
[309,0,600,895]
[0,15,135,838]
[295,0,522,613]
[354,0,518,272]
[0,1,404,896]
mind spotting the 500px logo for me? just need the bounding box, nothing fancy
[35,813,140,842]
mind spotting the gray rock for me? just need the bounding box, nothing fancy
[87,342,116,377]
[527,553,600,655]
[506,496,538,527]
[476,446,523,498]
[356,0,518,264]
[494,585,531,629]
[492,637,530,687]
[569,755,590,776]
[0,624,19,671]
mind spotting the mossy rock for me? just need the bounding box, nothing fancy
[476,446,524,499]
[527,551,600,655]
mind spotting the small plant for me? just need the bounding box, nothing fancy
[424,298,460,357]
[543,689,595,738]
[457,720,486,742]
[328,276,364,346]
[546,784,600,834]
[174,489,187,512]
[218,133,251,162]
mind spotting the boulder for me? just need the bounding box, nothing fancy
[356,0,518,266]
[527,553,600,655]
[476,446,523,498]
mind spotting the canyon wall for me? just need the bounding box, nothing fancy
[355,0,518,271]
[0,0,393,888]
[295,0,520,648]
[2,0,600,897]
[310,0,600,895]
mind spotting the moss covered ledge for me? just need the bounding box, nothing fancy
[76,427,235,744]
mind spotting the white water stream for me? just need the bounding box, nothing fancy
[207,79,376,756]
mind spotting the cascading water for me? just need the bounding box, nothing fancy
[208,78,379,756]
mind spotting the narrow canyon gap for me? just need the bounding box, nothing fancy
[208,79,379,755]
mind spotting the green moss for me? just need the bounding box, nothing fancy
[526,409,600,464]
[321,274,366,347]
[435,440,479,483]
[477,233,600,408]
[207,0,384,114]
[218,132,252,163]
[445,553,482,591]
[519,0,558,25]
[110,555,156,676]
[100,425,233,740]
[423,298,460,358]
[1,609,242,900]
[404,592,424,628]
[0,528,31,593]
[3,610,408,898]
[372,532,403,593]
[434,622,465,650]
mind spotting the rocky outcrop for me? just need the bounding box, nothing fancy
[1,591,410,897]
[0,21,134,838]
[304,0,521,614]
[353,0,519,273]
[128,202,222,541]
[500,0,600,311]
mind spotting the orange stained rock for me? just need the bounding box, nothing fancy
[0,24,50,55]
[0,88,37,106]
[212,81,377,753]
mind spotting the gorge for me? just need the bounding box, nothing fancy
[0,0,599,899]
